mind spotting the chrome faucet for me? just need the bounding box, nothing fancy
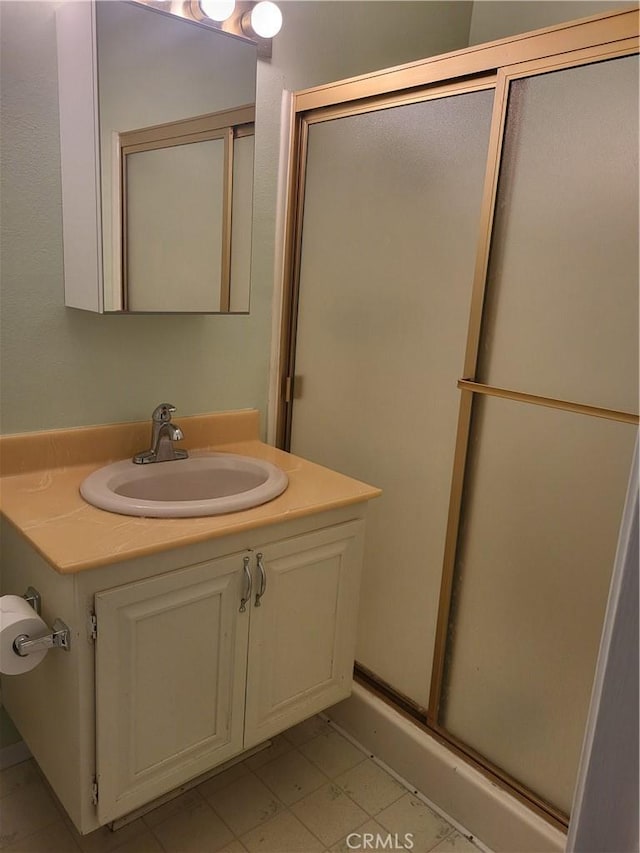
[133,403,189,464]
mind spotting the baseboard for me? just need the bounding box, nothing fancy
[0,739,31,770]
[327,684,566,853]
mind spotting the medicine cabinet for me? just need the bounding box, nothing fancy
[56,1,257,313]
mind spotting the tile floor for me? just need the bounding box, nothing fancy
[0,717,488,853]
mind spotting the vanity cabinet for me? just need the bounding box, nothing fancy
[94,520,363,822]
[8,515,366,827]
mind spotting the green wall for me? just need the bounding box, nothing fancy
[0,1,472,436]
[468,0,636,44]
[1,1,635,436]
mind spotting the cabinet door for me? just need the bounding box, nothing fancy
[95,552,249,823]
[244,520,365,748]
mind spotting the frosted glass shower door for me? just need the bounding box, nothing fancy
[439,55,639,816]
[478,55,639,411]
[289,89,494,707]
[441,398,637,815]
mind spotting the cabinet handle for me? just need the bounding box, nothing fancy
[239,556,252,612]
[255,552,267,607]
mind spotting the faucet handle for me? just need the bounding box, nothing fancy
[151,403,177,423]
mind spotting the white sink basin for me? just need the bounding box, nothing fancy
[80,452,288,518]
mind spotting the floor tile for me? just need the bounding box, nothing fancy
[206,772,283,836]
[112,830,163,853]
[376,794,453,853]
[0,760,42,801]
[0,778,62,849]
[291,783,368,848]
[2,820,81,852]
[431,831,479,852]
[151,798,233,853]
[300,731,366,779]
[72,818,149,853]
[142,788,204,829]
[254,749,327,805]
[197,762,251,799]
[282,717,332,748]
[241,810,324,853]
[329,819,386,852]
[334,760,405,816]
[243,737,293,771]
[0,752,492,853]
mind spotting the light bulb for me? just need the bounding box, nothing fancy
[199,0,235,22]
[250,1,282,38]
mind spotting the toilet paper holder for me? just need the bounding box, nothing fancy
[13,587,71,657]
[23,586,41,616]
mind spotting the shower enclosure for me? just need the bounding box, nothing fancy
[277,10,639,828]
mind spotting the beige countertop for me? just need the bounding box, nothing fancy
[0,410,380,574]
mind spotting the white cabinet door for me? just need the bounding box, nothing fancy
[95,552,249,823]
[244,520,365,748]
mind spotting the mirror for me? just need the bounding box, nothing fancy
[118,107,254,312]
[57,1,257,314]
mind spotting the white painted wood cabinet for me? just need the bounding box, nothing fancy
[94,550,250,823]
[0,511,367,831]
[244,522,364,748]
[56,0,257,314]
[94,520,363,822]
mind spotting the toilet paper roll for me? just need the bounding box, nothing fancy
[1,595,49,675]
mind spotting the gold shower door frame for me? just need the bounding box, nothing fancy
[277,10,639,829]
